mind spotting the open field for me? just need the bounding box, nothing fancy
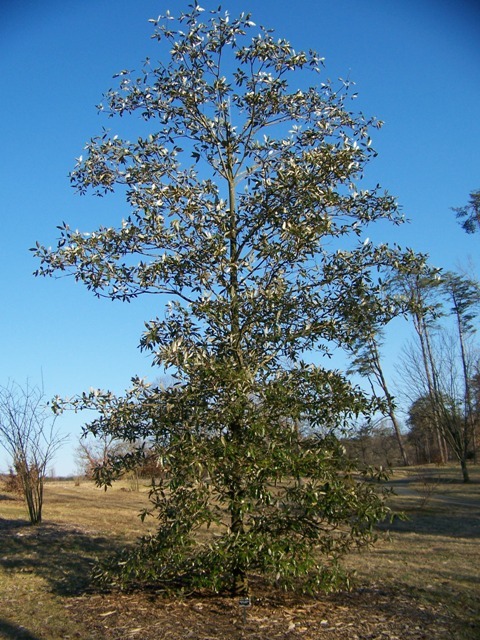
[0,464,479,639]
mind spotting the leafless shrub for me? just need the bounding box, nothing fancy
[0,380,67,524]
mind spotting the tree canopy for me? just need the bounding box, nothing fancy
[453,188,480,234]
[33,4,421,595]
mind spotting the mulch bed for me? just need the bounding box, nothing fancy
[0,516,475,639]
[66,583,461,639]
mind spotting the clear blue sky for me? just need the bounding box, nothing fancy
[1,0,479,476]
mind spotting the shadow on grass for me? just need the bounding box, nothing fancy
[0,493,18,501]
[0,518,122,596]
[388,475,480,487]
[0,619,42,640]
[380,498,480,538]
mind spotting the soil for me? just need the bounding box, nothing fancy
[67,582,460,640]
[2,473,478,639]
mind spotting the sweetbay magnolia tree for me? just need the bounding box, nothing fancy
[34,5,421,595]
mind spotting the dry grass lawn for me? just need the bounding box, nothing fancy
[0,464,478,639]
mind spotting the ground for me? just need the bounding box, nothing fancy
[0,465,479,639]
[66,582,455,639]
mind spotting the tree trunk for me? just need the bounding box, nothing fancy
[16,460,43,525]
[229,427,248,595]
[460,458,470,483]
[435,430,448,464]
[452,290,477,464]
[224,136,249,595]
[417,310,447,464]
[369,338,410,466]
[230,497,248,596]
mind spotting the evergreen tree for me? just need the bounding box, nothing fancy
[34,4,420,594]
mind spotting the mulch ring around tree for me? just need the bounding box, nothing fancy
[66,582,461,640]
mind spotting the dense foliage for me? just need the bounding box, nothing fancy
[34,4,421,594]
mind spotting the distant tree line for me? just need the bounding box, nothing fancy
[346,267,479,481]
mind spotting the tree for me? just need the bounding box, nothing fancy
[453,188,480,234]
[0,381,66,524]
[471,359,480,448]
[400,271,480,481]
[442,272,480,464]
[33,5,421,595]
[406,395,440,464]
[398,271,449,463]
[76,433,160,488]
[407,380,472,481]
[76,433,126,479]
[345,418,406,468]
[348,329,410,466]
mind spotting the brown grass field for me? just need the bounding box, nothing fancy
[0,464,479,639]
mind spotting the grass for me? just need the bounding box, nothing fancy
[0,465,478,639]
[346,465,480,635]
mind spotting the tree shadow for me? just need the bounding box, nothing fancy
[0,619,42,640]
[380,472,480,539]
[379,500,480,538]
[0,492,18,501]
[0,518,122,595]
[389,475,479,487]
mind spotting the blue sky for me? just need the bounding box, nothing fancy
[0,0,479,475]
